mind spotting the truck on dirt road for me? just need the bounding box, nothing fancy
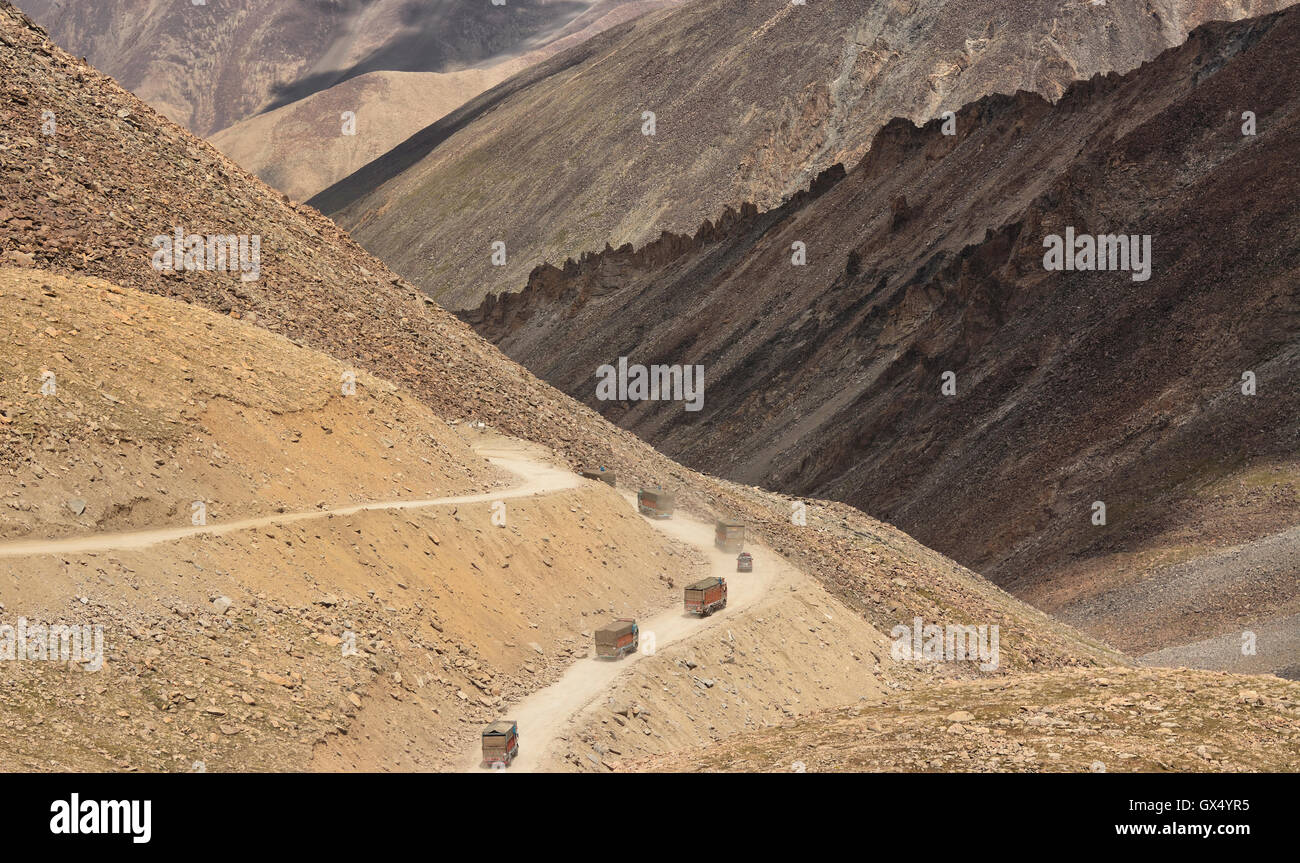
[594,617,639,659]
[714,520,746,553]
[736,552,753,572]
[637,488,675,518]
[685,576,728,616]
[582,468,617,487]
[481,720,519,768]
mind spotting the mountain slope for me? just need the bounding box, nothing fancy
[463,8,1300,664]
[0,266,705,771]
[639,667,1300,772]
[203,1,681,200]
[0,0,1121,678]
[313,0,1293,308]
[6,0,1300,772]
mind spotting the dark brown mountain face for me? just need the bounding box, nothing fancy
[463,9,1300,659]
[315,0,1294,310]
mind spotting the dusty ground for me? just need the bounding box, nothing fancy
[0,272,697,772]
[0,267,511,540]
[639,667,1300,773]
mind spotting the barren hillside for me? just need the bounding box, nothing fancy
[19,0,666,137]
[0,266,705,771]
[640,667,1300,772]
[5,0,1298,773]
[314,0,1293,308]
[0,0,1125,684]
[204,1,681,200]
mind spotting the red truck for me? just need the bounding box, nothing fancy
[481,720,519,768]
[595,618,639,659]
[736,552,753,572]
[685,576,728,616]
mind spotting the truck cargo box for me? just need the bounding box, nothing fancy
[594,618,639,658]
[481,719,519,768]
[637,488,676,518]
[685,576,728,616]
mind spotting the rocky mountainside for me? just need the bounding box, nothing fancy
[464,9,1300,661]
[5,0,1300,773]
[313,0,1293,309]
[0,265,697,771]
[0,0,1119,676]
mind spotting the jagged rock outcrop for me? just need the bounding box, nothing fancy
[463,8,1300,657]
[315,0,1295,309]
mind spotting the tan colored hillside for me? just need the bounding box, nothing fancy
[0,267,700,771]
[208,68,525,203]
[640,668,1300,772]
[20,0,672,136]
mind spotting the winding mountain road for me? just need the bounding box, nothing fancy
[0,437,785,773]
[0,445,580,559]
[459,463,786,772]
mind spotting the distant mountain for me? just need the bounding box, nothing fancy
[204,1,679,200]
[313,0,1292,309]
[463,7,1300,666]
[18,0,672,137]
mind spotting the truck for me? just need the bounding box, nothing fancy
[637,488,676,519]
[714,520,746,553]
[481,720,519,768]
[685,576,728,616]
[594,617,639,659]
[581,468,617,488]
[736,552,753,573]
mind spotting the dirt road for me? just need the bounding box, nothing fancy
[462,486,789,772]
[0,444,579,559]
[0,435,789,773]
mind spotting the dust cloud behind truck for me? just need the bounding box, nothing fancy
[714,521,745,553]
